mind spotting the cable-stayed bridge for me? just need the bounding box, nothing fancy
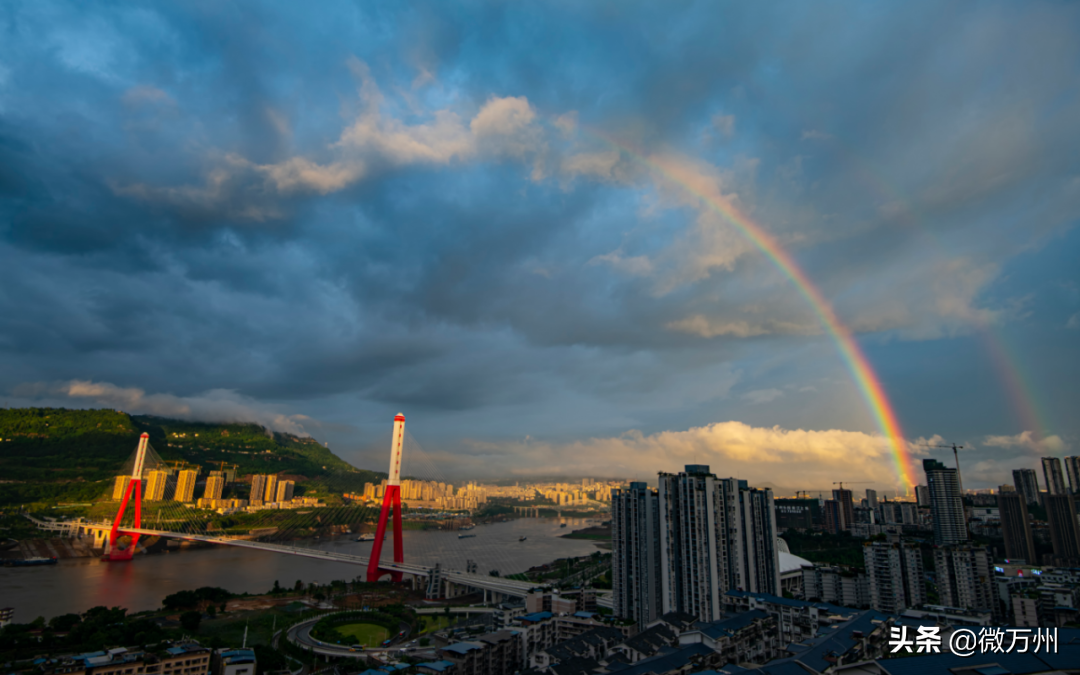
[80,414,614,608]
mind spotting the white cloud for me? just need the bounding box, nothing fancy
[460,420,912,492]
[983,430,1068,454]
[470,96,541,156]
[561,150,624,182]
[256,157,366,195]
[1068,313,1079,329]
[119,60,547,207]
[588,249,654,277]
[15,380,313,437]
[666,314,818,338]
[801,129,832,141]
[553,111,578,137]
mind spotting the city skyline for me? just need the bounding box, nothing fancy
[1,2,1079,492]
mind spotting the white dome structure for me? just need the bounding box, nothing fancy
[776,537,812,597]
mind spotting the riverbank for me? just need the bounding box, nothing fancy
[560,525,611,540]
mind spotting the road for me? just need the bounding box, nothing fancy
[286,614,421,660]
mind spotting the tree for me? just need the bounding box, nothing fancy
[272,580,282,594]
[179,611,202,632]
[49,613,81,632]
[252,645,287,675]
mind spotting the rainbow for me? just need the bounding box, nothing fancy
[585,133,918,489]
[818,138,1056,444]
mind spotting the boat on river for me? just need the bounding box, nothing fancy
[519,536,527,542]
[458,534,476,539]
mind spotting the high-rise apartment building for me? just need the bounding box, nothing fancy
[1013,468,1041,506]
[175,469,197,503]
[998,491,1037,564]
[863,540,925,614]
[1042,457,1067,496]
[657,465,779,621]
[203,475,224,501]
[658,466,730,621]
[823,500,843,534]
[832,488,855,531]
[738,485,780,595]
[915,485,930,507]
[933,545,995,614]
[264,474,279,503]
[612,482,662,626]
[275,480,295,502]
[1065,457,1080,495]
[865,489,878,511]
[145,470,169,501]
[250,474,267,506]
[1044,494,1080,566]
[113,475,132,500]
[924,459,967,546]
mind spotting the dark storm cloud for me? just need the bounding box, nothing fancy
[1,0,1078,484]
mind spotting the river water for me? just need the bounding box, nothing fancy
[0,518,605,621]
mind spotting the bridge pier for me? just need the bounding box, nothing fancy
[91,527,109,551]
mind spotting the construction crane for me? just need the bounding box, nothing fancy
[832,481,871,491]
[929,442,966,495]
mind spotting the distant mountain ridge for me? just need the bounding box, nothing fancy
[0,407,385,507]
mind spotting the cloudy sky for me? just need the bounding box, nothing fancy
[2,1,1078,494]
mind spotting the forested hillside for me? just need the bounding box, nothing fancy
[0,408,383,507]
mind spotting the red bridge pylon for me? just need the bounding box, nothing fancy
[105,433,150,561]
[367,413,406,582]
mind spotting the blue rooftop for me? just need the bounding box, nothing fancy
[440,641,484,654]
[416,662,455,673]
[615,643,713,675]
[518,611,553,622]
[726,590,853,614]
[696,609,769,639]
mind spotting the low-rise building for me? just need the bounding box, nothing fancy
[676,609,779,665]
[531,626,624,670]
[436,630,521,675]
[725,590,861,645]
[901,605,993,627]
[801,564,870,608]
[42,643,212,675]
[211,649,255,675]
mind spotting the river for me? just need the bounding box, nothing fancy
[0,518,606,621]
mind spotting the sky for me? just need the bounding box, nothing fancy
[1,1,1078,494]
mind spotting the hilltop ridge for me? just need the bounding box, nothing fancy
[0,407,385,507]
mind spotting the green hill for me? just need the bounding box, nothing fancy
[0,408,384,508]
